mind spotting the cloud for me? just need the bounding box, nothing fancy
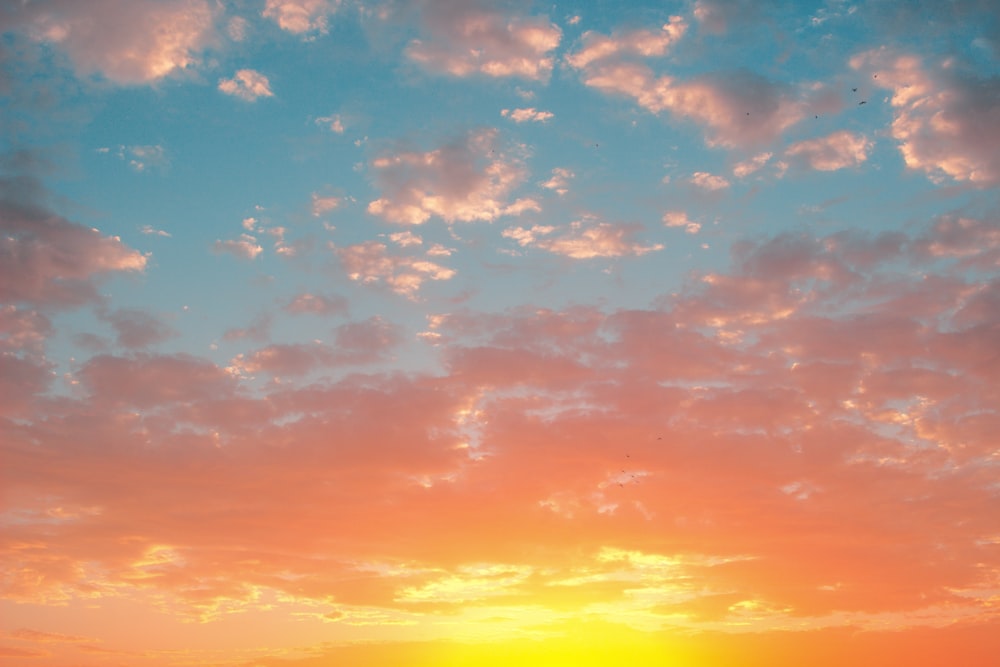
[851,49,1000,186]
[784,131,872,171]
[13,0,217,84]
[565,16,687,69]
[405,2,561,81]
[569,55,807,148]
[312,193,341,216]
[282,292,349,316]
[501,107,554,123]
[139,224,171,237]
[228,320,399,377]
[366,129,536,225]
[218,69,274,101]
[263,0,340,35]
[212,234,263,259]
[733,151,772,178]
[689,171,731,191]
[503,220,663,259]
[540,167,574,195]
[335,241,456,297]
[663,211,701,234]
[0,175,146,307]
[315,113,345,133]
[99,307,177,349]
[692,0,762,35]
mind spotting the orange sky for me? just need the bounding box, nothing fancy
[3,0,1000,665]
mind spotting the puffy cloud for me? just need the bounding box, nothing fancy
[692,0,761,35]
[540,167,574,195]
[500,107,554,123]
[99,307,177,349]
[503,220,663,259]
[0,179,146,307]
[366,129,534,225]
[76,352,236,407]
[14,0,217,84]
[311,193,341,216]
[785,131,872,171]
[565,16,687,69]
[335,241,455,298]
[732,151,772,178]
[569,58,807,148]
[405,2,561,81]
[218,69,274,101]
[228,319,399,377]
[315,113,345,133]
[663,210,701,234]
[851,49,1000,186]
[212,234,263,260]
[689,171,730,190]
[282,292,349,316]
[263,0,340,35]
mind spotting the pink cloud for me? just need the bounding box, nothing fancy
[500,107,554,123]
[367,129,535,225]
[405,2,561,81]
[229,318,401,377]
[689,171,730,190]
[503,220,663,259]
[785,131,872,171]
[282,292,349,316]
[663,210,701,234]
[851,49,1000,186]
[212,234,263,259]
[733,151,773,178]
[77,352,237,408]
[570,59,807,148]
[335,241,455,298]
[540,167,574,195]
[565,16,686,69]
[218,69,274,101]
[263,0,340,35]
[692,0,761,34]
[16,0,217,84]
[3,208,999,641]
[99,307,177,349]
[0,195,147,307]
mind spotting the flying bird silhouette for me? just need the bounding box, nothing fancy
[859,100,867,105]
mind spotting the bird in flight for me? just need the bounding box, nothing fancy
[859,100,867,105]
[852,87,857,92]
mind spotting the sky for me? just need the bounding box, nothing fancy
[1,0,999,665]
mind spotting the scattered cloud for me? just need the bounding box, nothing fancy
[335,241,455,297]
[501,107,554,123]
[504,220,663,258]
[366,129,534,225]
[733,151,772,178]
[213,234,263,260]
[565,16,687,69]
[663,210,701,234]
[315,113,345,133]
[218,69,274,101]
[541,167,574,195]
[13,0,217,84]
[851,49,1000,186]
[263,0,341,35]
[282,292,349,316]
[785,131,871,171]
[689,171,730,190]
[311,193,341,216]
[406,3,561,80]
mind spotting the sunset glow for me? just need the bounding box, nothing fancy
[2,1,999,665]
